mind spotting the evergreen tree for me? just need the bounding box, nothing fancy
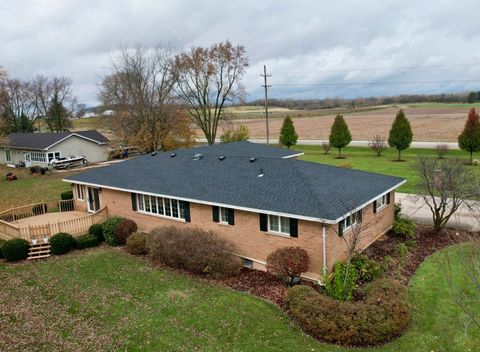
[329,114,351,158]
[388,109,413,161]
[458,108,480,164]
[279,115,298,148]
[16,113,34,133]
[46,92,72,132]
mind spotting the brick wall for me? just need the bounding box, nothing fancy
[73,186,395,279]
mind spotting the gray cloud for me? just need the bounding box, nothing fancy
[1,0,480,105]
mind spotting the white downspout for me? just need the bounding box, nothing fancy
[322,223,327,282]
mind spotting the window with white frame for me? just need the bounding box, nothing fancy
[136,193,185,220]
[47,151,61,162]
[268,215,290,235]
[75,184,84,200]
[5,149,11,162]
[30,152,46,163]
[220,207,229,224]
[375,194,387,211]
[339,211,361,234]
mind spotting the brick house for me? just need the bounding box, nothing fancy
[64,142,405,280]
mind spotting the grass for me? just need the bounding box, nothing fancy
[0,244,478,351]
[298,145,480,194]
[0,165,74,212]
[406,102,480,109]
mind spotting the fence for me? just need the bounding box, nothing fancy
[0,199,75,222]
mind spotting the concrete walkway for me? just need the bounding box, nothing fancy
[195,138,459,149]
[396,193,480,231]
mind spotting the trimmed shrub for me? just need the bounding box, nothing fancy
[89,224,104,242]
[102,216,125,246]
[0,239,5,259]
[266,246,310,284]
[126,232,148,255]
[1,238,30,261]
[285,278,411,346]
[147,226,242,278]
[392,217,415,238]
[75,234,99,250]
[60,190,74,200]
[350,254,384,283]
[50,233,75,255]
[114,219,138,245]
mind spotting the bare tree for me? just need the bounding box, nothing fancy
[413,157,480,233]
[368,135,388,156]
[174,41,248,145]
[321,141,331,154]
[435,143,449,159]
[0,78,36,134]
[101,45,193,152]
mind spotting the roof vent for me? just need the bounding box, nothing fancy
[193,153,204,160]
[257,168,265,178]
[218,155,226,161]
[170,152,176,158]
[249,157,257,163]
[151,152,157,156]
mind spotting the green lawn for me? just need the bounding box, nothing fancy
[298,145,480,194]
[406,102,480,109]
[0,244,478,351]
[0,166,73,212]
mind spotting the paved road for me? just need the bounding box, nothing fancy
[196,138,459,149]
[397,193,480,231]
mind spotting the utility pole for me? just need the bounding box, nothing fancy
[261,65,271,144]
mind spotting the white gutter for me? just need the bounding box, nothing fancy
[322,223,327,279]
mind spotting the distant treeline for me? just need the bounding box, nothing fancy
[247,92,480,110]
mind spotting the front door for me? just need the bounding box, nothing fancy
[23,152,31,167]
[86,187,100,212]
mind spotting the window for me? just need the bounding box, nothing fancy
[242,258,253,268]
[220,207,229,224]
[30,152,47,163]
[339,210,362,234]
[76,184,84,200]
[135,193,185,220]
[268,215,291,236]
[5,149,11,162]
[374,194,388,212]
[47,152,61,162]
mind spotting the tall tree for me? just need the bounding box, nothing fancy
[458,108,480,164]
[174,41,248,145]
[388,109,413,161]
[279,115,298,148]
[101,45,194,152]
[46,92,72,132]
[329,114,351,158]
[0,79,36,135]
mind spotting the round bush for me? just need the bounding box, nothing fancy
[285,279,411,346]
[50,233,75,255]
[392,217,415,238]
[0,239,5,259]
[74,234,99,250]
[114,219,138,245]
[102,216,125,246]
[266,246,310,284]
[126,232,148,255]
[89,224,104,242]
[60,190,74,200]
[147,226,242,278]
[1,238,30,261]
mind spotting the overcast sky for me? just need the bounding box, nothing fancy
[2,0,480,106]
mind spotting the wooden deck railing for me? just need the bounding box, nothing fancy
[0,199,75,222]
[0,207,108,242]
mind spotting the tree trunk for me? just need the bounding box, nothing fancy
[398,149,401,161]
[338,148,341,158]
[470,150,473,165]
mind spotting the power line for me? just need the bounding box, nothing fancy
[274,79,480,87]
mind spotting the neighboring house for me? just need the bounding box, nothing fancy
[64,142,405,279]
[0,130,109,167]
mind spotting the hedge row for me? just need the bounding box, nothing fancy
[285,279,411,346]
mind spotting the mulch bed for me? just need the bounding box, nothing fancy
[364,225,479,283]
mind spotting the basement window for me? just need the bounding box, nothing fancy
[242,258,253,268]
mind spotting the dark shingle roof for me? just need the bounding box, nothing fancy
[64,144,405,222]
[183,141,303,158]
[5,130,108,150]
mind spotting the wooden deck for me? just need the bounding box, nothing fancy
[11,211,88,227]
